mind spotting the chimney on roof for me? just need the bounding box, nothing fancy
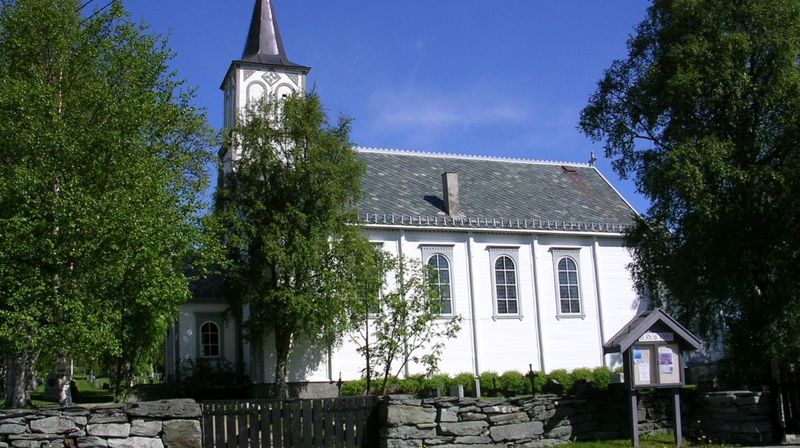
[442,172,463,217]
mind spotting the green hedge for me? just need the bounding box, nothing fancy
[339,365,617,397]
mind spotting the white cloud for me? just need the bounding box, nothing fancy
[368,87,529,132]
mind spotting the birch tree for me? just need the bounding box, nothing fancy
[580,0,800,382]
[0,0,213,406]
[217,93,373,399]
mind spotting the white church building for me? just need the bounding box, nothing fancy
[165,0,644,386]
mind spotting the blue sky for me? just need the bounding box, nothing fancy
[123,0,652,214]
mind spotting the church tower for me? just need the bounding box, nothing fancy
[219,0,310,172]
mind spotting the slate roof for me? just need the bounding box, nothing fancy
[356,148,637,233]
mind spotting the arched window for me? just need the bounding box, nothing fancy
[275,84,295,99]
[427,254,453,315]
[494,256,518,314]
[200,322,221,357]
[557,257,581,314]
[247,82,265,106]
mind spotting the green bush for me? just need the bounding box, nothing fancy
[381,376,402,394]
[479,371,499,394]
[340,378,366,397]
[424,373,452,396]
[546,369,574,393]
[591,366,613,390]
[451,372,476,396]
[571,367,594,388]
[400,374,426,396]
[499,371,531,396]
[341,366,615,398]
[532,372,548,394]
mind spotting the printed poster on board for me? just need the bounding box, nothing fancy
[638,363,650,382]
[658,346,674,375]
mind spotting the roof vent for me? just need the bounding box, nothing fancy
[442,172,464,217]
[562,165,578,173]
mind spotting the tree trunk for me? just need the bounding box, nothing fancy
[55,347,69,375]
[363,311,372,396]
[23,350,39,397]
[4,351,33,408]
[234,302,245,381]
[0,357,7,394]
[113,357,125,400]
[273,330,293,399]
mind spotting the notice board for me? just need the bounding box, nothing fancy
[631,343,682,388]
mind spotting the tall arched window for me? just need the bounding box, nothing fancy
[494,256,519,314]
[427,254,453,315]
[557,257,581,314]
[200,322,221,357]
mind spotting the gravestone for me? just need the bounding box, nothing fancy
[43,373,71,405]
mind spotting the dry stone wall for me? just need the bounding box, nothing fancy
[687,391,773,445]
[380,388,773,448]
[0,399,201,448]
[380,392,672,448]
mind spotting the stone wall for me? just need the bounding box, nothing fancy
[0,399,202,448]
[687,391,773,445]
[380,388,774,448]
[380,390,674,448]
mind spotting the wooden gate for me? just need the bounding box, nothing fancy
[200,396,380,448]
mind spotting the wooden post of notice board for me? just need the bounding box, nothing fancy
[603,309,702,448]
[674,388,682,446]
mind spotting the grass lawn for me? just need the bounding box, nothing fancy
[561,433,729,448]
[25,376,115,408]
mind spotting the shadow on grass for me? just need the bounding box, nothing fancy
[559,433,725,448]
[23,377,115,408]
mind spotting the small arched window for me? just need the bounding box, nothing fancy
[200,322,221,357]
[427,254,453,315]
[557,257,581,314]
[494,256,518,314]
[247,82,265,106]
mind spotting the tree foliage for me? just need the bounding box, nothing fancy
[580,0,800,381]
[217,93,374,399]
[350,255,463,395]
[0,0,213,405]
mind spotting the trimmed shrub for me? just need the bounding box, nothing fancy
[532,372,548,394]
[571,367,594,389]
[381,376,402,394]
[592,366,613,390]
[451,372,476,396]
[400,374,426,396]
[339,366,614,398]
[340,378,366,397]
[479,371,499,395]
[499,370,531,396]
[423,373,452,396]
[547,369,574,393]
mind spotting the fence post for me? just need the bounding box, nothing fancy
[771,359,787,443]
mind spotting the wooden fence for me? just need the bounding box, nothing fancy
[200,396,380,448]
[773,362,800,440]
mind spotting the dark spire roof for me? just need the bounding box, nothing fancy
[241,0,303,67]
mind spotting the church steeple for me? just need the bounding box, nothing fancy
[242,0,298,67]
[219,0,310,173]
